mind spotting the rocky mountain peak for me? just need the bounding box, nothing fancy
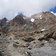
[0,11,56,56]
[13,13,26,25]
[0,18,7,27]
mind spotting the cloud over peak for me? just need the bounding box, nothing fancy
[0,0,56,19]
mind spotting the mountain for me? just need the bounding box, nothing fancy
[31,12,56,29]
[0,12,56,56]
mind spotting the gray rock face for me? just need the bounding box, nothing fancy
[0,12,56,56]
[27,41,56,56]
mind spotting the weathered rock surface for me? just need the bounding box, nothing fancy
[0,12,56,56]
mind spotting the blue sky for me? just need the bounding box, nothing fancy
[50,7,56,13]
[0,0,56,20]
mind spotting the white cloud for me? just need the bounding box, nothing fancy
[0,0,56,19]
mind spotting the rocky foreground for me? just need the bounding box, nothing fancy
[0,12,56,56]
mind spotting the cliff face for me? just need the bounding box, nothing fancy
[0,12,56,56]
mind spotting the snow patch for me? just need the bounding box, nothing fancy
[53,13,56,16]
[31,18,35,22]
[51,11,56,16]
[41,29,45,32]
[6,20,9,22]
[40,15,42,19]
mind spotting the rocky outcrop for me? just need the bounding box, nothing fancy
[0,12,56,56]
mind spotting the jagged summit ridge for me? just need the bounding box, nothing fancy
[0,11,56,56]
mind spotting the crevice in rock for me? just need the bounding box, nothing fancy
[38,31,54,41]
[27,52,31,56]
[23,37,35,42]
[0,51,4,56]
